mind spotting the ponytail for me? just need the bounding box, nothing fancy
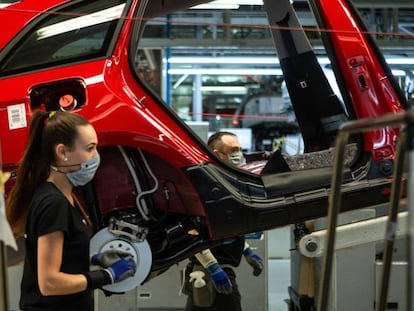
[6,110,89,236]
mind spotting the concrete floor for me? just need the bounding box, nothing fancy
[268,259,290,311]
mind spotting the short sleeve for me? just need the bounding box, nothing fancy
[35,194,71,237]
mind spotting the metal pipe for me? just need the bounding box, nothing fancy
[407,121,414,310]
[316,130,349,311]
[339,110,414,133]
[377,132,407,311]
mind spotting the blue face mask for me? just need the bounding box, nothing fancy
[66,155,100,187]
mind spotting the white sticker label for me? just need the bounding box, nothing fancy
[7,103,27,130]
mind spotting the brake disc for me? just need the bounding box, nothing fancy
[90,227,152,293]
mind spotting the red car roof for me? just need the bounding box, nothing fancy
[0,1,69,49]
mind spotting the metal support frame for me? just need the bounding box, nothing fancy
[407,121,414,309]
[377,131,406,311]
[299,211,408,258]
[316,111,414,311]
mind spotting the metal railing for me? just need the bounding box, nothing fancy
[317,110,414,311]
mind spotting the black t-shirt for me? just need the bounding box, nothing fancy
[20,182,93,311]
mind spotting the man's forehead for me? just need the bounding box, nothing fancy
[221,135,240,147]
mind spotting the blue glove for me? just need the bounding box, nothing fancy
[206,262,232,295]
[91,249,131,268]
[104,256,136,284]
[243,247,263,276]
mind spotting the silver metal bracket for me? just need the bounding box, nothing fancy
[108,217,149,242]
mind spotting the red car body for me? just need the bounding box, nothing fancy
[0,0,407,277]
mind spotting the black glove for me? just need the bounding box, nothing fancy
[91,249,131,268]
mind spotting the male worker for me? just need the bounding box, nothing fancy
[185,131,264,311]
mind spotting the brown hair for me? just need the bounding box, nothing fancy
[6,110,90,236]
[207,131,237,150]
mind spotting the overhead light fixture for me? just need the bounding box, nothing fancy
[169,67,405,77]
[168,56,333,65]
[168,56,414,67]
[191,0,263,10]
[169,68,283,75]
[167,56,411,76]
[216,0,263,4]
[169,57,279,64]
[391,69,406,76]
[200,86,247,93]
[191,3,239,9]
[36,4,125,40]
[386,58,414,65]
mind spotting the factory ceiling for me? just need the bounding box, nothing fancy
[140,0,414,58]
